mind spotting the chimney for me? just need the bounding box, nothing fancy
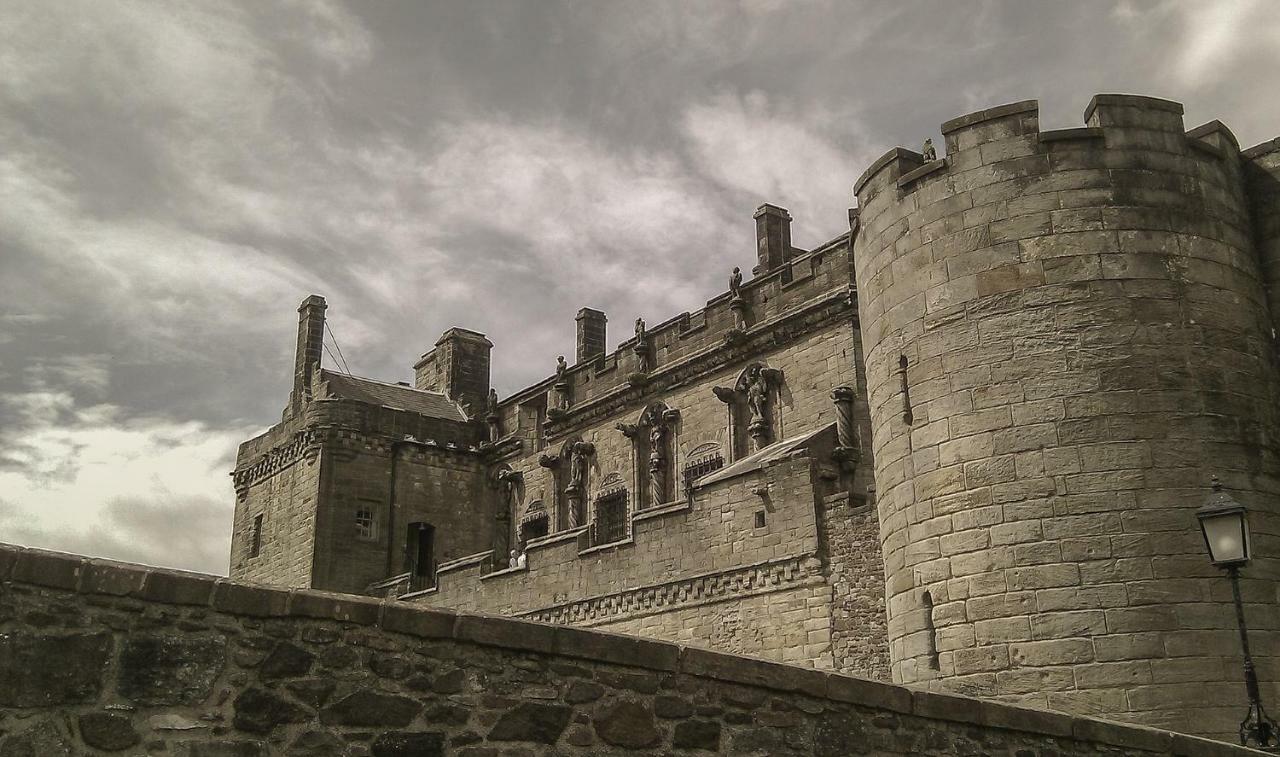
[414,327,493,417]
[753,203,793,275]
[575,308,607,364]
[289,294,327,415]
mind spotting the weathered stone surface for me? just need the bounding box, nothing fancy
[672,719,721,751]
[231,687,309,734]
[78,712,141,751]
[258,641,314,680]
[285,677,336,708]
[0,538,1265,757]
[653,694,694,719]
[177,740,265,757]
[0,720,73,757]
[0,631,111,706]
[288,730,345,756]
[488,702,572,743]
[593,701,660,749]
[320,689,421,727]
[118,635,227,705]
[565,681,604,704]
[370,732,446,757]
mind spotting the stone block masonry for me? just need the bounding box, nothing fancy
[0,543,1260,756]
[854,94,1280,743]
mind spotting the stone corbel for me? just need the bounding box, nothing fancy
[712,386,738,404]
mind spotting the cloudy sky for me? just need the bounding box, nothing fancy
[2,0,1278,574]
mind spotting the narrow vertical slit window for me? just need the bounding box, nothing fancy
[249,514,263,558]
[922,589,940,670]
[899,354,914,425]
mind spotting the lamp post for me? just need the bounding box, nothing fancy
[1196,477,1277,750]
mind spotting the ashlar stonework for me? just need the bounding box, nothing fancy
[224,93,1280,746]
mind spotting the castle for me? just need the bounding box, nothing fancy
[230,94,1280,744]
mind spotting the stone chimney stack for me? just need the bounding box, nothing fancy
[753,203,793,275]
[575,308,607,364]
[289,294,327,415]
[414,328,493,417]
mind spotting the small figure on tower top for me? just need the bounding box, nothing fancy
[922,138,937,162]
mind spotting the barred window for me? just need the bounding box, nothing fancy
[683,452,725,493]
[249,514,263,558]
[594,489,628,545]
[355,508,376,540]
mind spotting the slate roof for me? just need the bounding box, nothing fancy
[694,423,835,489]
[318,369,468,422]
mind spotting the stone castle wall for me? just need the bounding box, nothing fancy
[232,399,489,594]
[415,445,846,671]
[0,543,1256,756]
[853,94,1280,741]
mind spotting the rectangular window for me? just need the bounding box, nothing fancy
[594,489,628,546]
[249,514,263,558]
[355,508,376,540]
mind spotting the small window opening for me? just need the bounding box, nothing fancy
[355,508,376,540]
[754,510,767,529]
[922,590,940,670]
[249,514,263,558]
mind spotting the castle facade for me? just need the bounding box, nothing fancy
[231,94,1280,743]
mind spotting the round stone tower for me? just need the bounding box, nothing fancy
[852,94,1280,740]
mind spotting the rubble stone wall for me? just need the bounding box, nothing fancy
[0,543,1255,756]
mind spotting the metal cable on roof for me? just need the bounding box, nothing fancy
[323,323,354,375]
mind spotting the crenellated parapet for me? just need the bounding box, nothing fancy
[853,94,1280,742]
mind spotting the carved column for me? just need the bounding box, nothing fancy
[831,386,860,470]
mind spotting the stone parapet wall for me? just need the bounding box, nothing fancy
[853,93,1280,741]
[411,446,843,670]
[489,235,855,437]
[0,542,1260,756]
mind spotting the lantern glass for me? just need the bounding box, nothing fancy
[1198,508,1249,566]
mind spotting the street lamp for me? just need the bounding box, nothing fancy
[1196,477,1277,750]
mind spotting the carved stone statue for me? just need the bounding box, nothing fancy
[633,318,651,373]
[493,468,521,568]
[567,441,593,491]
[648,424,666,507]
[485,388,501,441]
[553,355,570,410]
[746,365,769,424]
[922,138,937,162]
[729,267,742,299]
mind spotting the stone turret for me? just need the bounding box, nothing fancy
[853,94,1280,741]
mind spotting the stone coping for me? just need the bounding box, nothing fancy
[1039,126,1105,143]
[0,541,1263,756]
[1084,93,1184,123]
[940,99,1039,134]
[1243,136,1280,160]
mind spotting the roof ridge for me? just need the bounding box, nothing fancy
[320,369,449,397]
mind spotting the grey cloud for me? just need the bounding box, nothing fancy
[1,0,1277,568]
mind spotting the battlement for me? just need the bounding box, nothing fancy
[488,229,855,445]
[854,95,1256,213]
